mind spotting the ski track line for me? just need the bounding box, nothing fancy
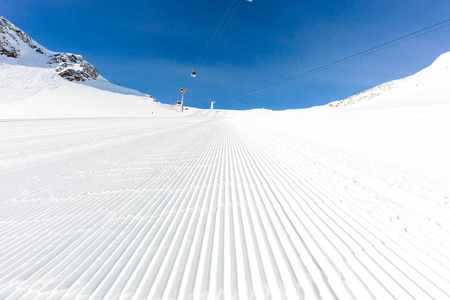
[0,119,190,174]
[0,116,449,299]
[237,121,449,298]
[0,118,207,202]
[234,119,450,265]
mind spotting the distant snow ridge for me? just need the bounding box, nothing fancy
[328,80,401,108]
[328,52,450,109]
[0,15,100,82]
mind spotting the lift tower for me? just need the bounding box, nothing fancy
[179,87,187,112]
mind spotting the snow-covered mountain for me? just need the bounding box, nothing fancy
[0,16,183,118]
[328,52,450,110]
[1,15,100,82]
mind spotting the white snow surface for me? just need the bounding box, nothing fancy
[1,50,450,299]
[0,105,449,299]
[0,63,61,103]
[0,53,184,118]
[0,74,185,118]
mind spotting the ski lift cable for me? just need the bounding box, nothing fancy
[199,0,245,67]
[227,24,450,100]
[221,18,450,102]
[194,0,238,69]
[226,24,450,101]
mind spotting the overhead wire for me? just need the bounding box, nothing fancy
[199,0,245,67]
[193,0,245,70]
[221,18,450,102]
[194,0,237,68]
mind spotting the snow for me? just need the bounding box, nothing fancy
[0,63,61,103]
[82,77,147,97]
[0,105,449,299]
[1,22,450,298]
[0,77,188,118]
[0,58,187,118]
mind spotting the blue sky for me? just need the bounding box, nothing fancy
[2,0,450,110]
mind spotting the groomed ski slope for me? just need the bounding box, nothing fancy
[0,106,449,300]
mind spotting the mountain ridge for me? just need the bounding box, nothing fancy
[0,15,100,82]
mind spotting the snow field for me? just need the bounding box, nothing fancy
[0,111,449,299]
[0,78,188,119]
[0,64,61,104]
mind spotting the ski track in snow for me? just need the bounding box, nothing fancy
[0,113,449,300]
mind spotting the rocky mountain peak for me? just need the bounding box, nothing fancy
[47,53,100,81]
[0,15,45,58]
[0,15,100,81]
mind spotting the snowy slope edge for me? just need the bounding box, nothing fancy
[328,52,450,109]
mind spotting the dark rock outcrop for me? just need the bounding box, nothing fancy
[48,53,100,81]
